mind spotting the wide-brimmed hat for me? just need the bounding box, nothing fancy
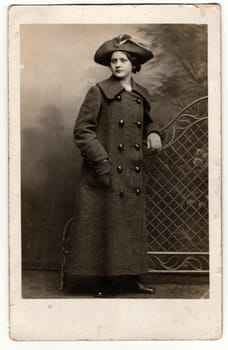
[94,34,153,66]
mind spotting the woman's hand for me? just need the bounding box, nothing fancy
[147,132,162,151]
[95,173,112,188]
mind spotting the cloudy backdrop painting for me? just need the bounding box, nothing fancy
[21,24,207,270]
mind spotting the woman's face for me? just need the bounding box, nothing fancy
[110,51,133,80]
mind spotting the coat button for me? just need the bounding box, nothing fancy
[136,98,141,104]
[117,165,123,173]
[119,190,124,197]
[118,143,124,151]
[119,120,125,127]
[135,188,141,195]
[135,166,140,173]
[136,121,142,128]
[116,95,121,101]
[135,143,140,150]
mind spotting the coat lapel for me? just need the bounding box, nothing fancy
[97,75,151,105]
[97,75,125,99]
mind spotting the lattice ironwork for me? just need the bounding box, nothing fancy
[144,97,208,273]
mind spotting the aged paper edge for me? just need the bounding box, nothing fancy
[8,4,222,341]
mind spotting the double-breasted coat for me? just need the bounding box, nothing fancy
[66,75,160,276]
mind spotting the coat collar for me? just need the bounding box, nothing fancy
[97,75,151,104]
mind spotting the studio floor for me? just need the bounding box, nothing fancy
[22,270,209,299]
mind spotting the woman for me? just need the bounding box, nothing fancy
[65,34,162,296]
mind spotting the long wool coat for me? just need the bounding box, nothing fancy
[66,75,160,276]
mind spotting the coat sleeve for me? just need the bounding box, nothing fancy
[143,101,161,138]
[74,85,109,163]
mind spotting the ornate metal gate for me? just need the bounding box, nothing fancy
[144,97,208,273]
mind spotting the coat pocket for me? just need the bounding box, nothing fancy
[87,171,112,189]
[83,161,113,190]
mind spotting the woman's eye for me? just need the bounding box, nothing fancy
[111,58,128,64]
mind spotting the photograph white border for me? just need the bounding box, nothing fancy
[8,3,221,341]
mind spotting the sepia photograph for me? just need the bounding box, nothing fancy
[20,23,209,300]
[9,4,221,340]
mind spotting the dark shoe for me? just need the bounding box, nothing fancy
[119,276,156,295]
[94,290,105,298]
[135,281,156,294]
[93,276,119,297]
[93,287,118,297]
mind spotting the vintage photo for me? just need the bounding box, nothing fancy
[21,23,209,299]
[9,4,221,340]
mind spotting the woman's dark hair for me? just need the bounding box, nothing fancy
[109,51,141,73]
[125,52,141,73]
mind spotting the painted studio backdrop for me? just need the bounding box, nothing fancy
[21,24,208,273]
